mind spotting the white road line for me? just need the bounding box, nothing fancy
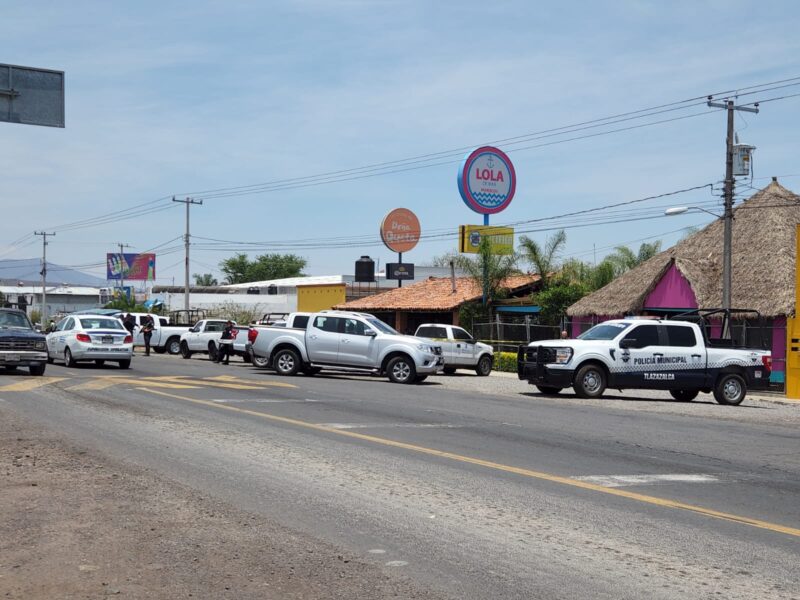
[574,474,720,487]
[319,422,461,430]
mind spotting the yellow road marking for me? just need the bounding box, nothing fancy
[151,375,296,390]
[0,377,67,392]
[139,386,800,539]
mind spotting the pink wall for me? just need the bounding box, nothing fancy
[644,264,698,309]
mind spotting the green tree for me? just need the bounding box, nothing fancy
[518,230,567,290]
[606,241,662,276]
[452,237,519,306]
[219,253,307,284]
[193,273,218,286]
[536,282,588,326]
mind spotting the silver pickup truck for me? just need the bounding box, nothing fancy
[249,310,444,383]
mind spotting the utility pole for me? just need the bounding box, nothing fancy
[34,231,55,327]
[172,196,203,311]
[706,97,759,312]
[117,242,132,300]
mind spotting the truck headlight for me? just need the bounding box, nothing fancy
[416,344,434,353]
[35,341,46,350]
[554,347,573,364]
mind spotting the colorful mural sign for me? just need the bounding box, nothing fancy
[106,253,156,281]
[380,208,421,253]
[459,225,515,255]
[457,146,516,215]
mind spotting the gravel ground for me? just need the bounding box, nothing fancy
[0,407,446,600]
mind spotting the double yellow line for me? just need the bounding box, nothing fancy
[140,387,800,539]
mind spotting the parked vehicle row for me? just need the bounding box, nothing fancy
[248,310,445,384]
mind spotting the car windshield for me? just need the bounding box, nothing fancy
[578,323,630,341]
[78,318,124,330]
[0,312,32,329]
[366,318,398,335]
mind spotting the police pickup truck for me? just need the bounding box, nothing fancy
[517,316,771,405]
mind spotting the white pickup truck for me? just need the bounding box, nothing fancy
[414,323,494,376]
[179,319,248,360]
[517,316,772,405]
[248,310,444,383]
[128,313,192,355]
[246,312,311,367]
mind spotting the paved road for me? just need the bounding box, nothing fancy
[2,355,798,599]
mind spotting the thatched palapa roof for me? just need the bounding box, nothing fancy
[568,180,800,318]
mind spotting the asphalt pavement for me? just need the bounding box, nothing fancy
[1,353,798,599]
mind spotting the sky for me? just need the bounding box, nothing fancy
[2,1,800,286]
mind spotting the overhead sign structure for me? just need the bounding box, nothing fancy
[459,225,515,255]
[380,208,421,253]
[385,262,415,281]
[0,63,65,128]
[106,253,156,281]
[457,146,516,215]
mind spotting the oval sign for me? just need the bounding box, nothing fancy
[457,146,516,215]
[380,208,421,253]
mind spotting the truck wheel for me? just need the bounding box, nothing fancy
[714,373,747,406]
[670,389,699,402]
[536,386,562,395]
[166,337,181,355]
[29,364,46,376]
[180,341,193,359]
[443,366,457,375]
[118,359,131,370]
[574,364,606,398]
[475,355,493,376]
[251,351,269,369]
[273,348,300,376]
[387,355,416,384]
[208,342,218,362]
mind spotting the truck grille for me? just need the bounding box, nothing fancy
[433,346,442,355]
[0,339,38,351]
[522,345,556,364]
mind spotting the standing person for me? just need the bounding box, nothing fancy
[560,330,569,339]
[141,315,154,357]
[217,320,235,365]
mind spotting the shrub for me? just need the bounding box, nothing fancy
[494,351,518,373]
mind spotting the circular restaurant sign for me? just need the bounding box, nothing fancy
[457,146,516,215]
[380,208,421,253]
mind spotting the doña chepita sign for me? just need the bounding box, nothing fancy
[380,208,421,253]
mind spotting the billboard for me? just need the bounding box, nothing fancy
[459,225,514,255]
[380,208,421,253]
[106,253,156,281]
[385,263,415,280]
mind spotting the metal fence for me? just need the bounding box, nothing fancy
[472,320,561,353]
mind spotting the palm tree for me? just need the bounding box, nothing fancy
[193,273,218,286]
[606,241,662,276]
[518,229,567,289]
[453,237,519,305]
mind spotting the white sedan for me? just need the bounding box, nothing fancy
[47,314,133,369]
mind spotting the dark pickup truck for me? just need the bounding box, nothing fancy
[0,308,48,375]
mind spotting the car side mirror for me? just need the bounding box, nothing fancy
[365,330,377,337]
[619,338,636,349]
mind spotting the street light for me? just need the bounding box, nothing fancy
[666,204,732,327]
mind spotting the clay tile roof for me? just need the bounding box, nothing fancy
[336,275,539,312]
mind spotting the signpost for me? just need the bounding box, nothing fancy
[457,146,517,304]
[380,208,420,288]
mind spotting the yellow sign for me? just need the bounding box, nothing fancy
[787,224,800,399]
[459,225,514,255]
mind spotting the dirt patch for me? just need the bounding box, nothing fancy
[0,407,443,599]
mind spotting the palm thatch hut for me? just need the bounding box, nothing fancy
[567,179,800,385]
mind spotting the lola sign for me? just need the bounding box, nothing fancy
[457,146,516,215]
[380,208,421,253]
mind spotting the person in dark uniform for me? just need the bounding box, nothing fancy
[217,320,235,365]
[141,315,154,356]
